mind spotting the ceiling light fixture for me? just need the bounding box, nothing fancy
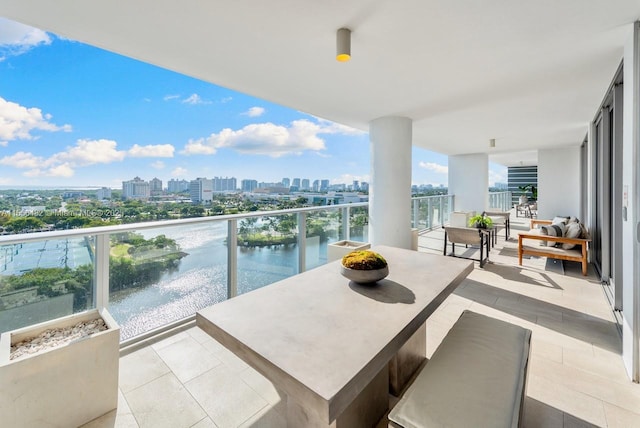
[336,28,351,62]
[489,138,496,148]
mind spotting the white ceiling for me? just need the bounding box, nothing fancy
[1,0,639,166]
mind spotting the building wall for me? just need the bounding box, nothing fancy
[507,166,538,205]
[621,22,640,380]
[538,147,581,220]
[448,153,488,213]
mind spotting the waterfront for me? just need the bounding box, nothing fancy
[111,221,366,339]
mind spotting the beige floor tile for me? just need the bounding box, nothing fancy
[563,412,601,427]
[186,365,268,428]
[527,375,607,427]
[214,346,250,373]
[603,402,640,428]
[238,406,286,428]
[531,339,563,364]
[187,326,218,345]
[190,417,218,428]
[119,346,171,393]
[562,347,629,384]
[150,331,190,351]
[125,373,206,428]
[80,391,139,428]
[239,366,286,410]
[155,335,222,383]
[523,397,564,428]
[80,410,140,428]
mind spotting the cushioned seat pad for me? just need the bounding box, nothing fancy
[388,310,531,428]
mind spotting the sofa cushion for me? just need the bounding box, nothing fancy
[540,223,565,247]
[562,222,582,249]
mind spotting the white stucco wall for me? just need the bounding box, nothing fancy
[621,22,639,380]
[538,147,581,220]
[448,153,489,213]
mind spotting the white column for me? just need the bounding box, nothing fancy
[369,117,412,249]
[448,154,489,213]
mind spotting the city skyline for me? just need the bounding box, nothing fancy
[0,18,507,189]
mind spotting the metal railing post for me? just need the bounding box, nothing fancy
[227,219,238,299]
[95,234,110,310]
[413,200,419,228]
[298,212,306,274]
[439,197,444,226]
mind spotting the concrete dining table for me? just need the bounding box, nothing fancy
[197,245,473,427]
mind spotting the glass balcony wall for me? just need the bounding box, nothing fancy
[488,191,513,211]
[0,196,450,342]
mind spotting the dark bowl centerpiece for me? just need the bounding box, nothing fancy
[340,250,389,284]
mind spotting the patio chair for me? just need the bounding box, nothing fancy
[443,226,490,267]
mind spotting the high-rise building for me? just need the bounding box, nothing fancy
[213,176,237,192]
[292,178,301,188]
[122,177,150,200]
[352,180,359,191]
[282,178,290,188]
[241,179,258,192]
[312,179,320,192]
[167,179,190,193]
[301,179,310,190]
[190,177,213,203]
[320,179,330,192]
[96,187,111,200]
[149,177,163,195]
[361,182,369,192]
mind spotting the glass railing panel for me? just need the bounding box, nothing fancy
[108,222,228,340]
[305,209,343,271]
[349,205,369,243]
[0,237,95,334]
[237,213,298,296]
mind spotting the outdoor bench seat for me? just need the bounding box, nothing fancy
[518,220,590,276]
[388,310,531,428]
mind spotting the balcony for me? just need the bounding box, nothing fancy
[2,198,633,427]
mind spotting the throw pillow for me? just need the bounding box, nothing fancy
[562,222,582,249]
[552,216,570,225]
[540,223,565,247]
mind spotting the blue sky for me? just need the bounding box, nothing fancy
[0,18,506,189]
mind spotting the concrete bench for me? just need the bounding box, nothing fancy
[388,310,532,428]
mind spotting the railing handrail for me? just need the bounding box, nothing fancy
[0,202,369,245]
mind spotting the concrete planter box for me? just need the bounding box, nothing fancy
[0,309,120,428]
[328,240,371,262]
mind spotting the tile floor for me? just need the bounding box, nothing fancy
[82,214,640,428]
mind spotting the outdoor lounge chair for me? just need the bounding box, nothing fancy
[443,226,490,267]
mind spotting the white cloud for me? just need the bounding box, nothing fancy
[51,139,126,166]
[418,161,448,174]
[171,167,188,177]
[128,143,175,158]
[243,107,265,117]
[151,161,165,169]
[163,94,180,101]
[0,97,72,143]
[0,18,51,61]
[0,151,44,169]
[331,173,370,185]
[182,119,332,157]
[220,97,233,103]
[182,93,211,105]
[23,163,74,178]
